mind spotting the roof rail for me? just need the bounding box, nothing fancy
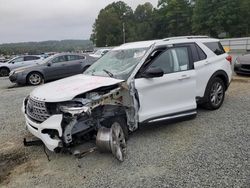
[163,36,209,41]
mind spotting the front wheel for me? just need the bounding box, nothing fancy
[203,77,225,110]
[27,72,44,86]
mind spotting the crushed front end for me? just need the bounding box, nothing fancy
[22,82,138,160]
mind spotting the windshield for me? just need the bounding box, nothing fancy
[84,47,148,80]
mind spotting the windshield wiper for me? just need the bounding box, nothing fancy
[103,69,114,78]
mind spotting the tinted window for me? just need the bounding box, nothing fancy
[52,56,67,63]
[196,45,207,60]
[148,47,190,74]
[204,42,225,55]
[67,55,85,61]
[67,55,78,61]
[78,55,85,60]
[24,56,40,61]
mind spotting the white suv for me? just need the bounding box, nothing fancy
[22,36,232,160]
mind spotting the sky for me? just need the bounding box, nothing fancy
[0,0,158,44]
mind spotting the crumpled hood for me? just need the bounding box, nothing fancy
[30,74,124,102]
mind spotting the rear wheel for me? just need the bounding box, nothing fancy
[0,68,10,77]
[27,72,44,86]
[203,77,225,110]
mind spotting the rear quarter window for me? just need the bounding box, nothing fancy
[195,45,207,60]
[204,42,225,55]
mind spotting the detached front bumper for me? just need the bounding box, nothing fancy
[24,114,63,151]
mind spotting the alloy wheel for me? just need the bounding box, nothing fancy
[29,73,42,85]
[210,81,224,107]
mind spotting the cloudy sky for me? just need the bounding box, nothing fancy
[0,0,158,44]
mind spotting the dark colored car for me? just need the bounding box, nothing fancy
[9,53,97,85]
[234,54,250,75]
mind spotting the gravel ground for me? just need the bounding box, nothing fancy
[0,76,249,188]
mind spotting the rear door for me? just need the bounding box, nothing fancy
[134,45,197,123]
[65,55,86,76]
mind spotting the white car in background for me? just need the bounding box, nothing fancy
[0,55,44,76]
[23,36,232,161]
[89,49,110,58]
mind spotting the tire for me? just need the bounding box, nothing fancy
[101,117,129,141]
[27,72,44,86]
[0,67,10,77]
[203,77,226,110]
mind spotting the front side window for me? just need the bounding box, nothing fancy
[84,47,149,80]
[11,57,24,63]
[147,47,190,74]
[52,55,67,63]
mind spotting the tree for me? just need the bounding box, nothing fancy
[192,0,245,38]
[157,0,192,37]
[91,1,133,47]
[133,3,155,41]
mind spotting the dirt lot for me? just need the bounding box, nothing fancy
[0,76,249,188]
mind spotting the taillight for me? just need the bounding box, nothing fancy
[226,55,232,65]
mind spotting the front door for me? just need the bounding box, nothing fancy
[44,55,69,80]
[135,46,197,123]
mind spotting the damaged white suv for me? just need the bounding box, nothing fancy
[22,36,232,161]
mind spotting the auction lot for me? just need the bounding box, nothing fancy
[0,76,249,187]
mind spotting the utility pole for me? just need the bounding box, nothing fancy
[123,22,126,44]
[122,12,126,44]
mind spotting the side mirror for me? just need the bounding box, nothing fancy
[141,67,164,78]
[47,62,52,66]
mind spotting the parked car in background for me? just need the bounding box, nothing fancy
[89,49,110,58]
[9,53,97,85]
[234,53,250,75]
[0,55,43,76]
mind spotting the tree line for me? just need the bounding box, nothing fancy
[90,0,250,47]
[0,40,93,55]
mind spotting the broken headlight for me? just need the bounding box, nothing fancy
[58,100,91,116]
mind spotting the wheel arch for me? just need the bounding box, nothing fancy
[0,66,10,71]
[197,70,229,104]
[26,71,45,82]
[208,70,229,90]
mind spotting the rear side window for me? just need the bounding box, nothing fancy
[52,55,67,63]
[204,42,225,55]
[78,55,85,60]
[195,45,207,60]
[24,56,40,61]
[67,55,85,61]
[67,55,78,61]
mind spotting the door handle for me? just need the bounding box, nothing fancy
[178,75,190,80]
